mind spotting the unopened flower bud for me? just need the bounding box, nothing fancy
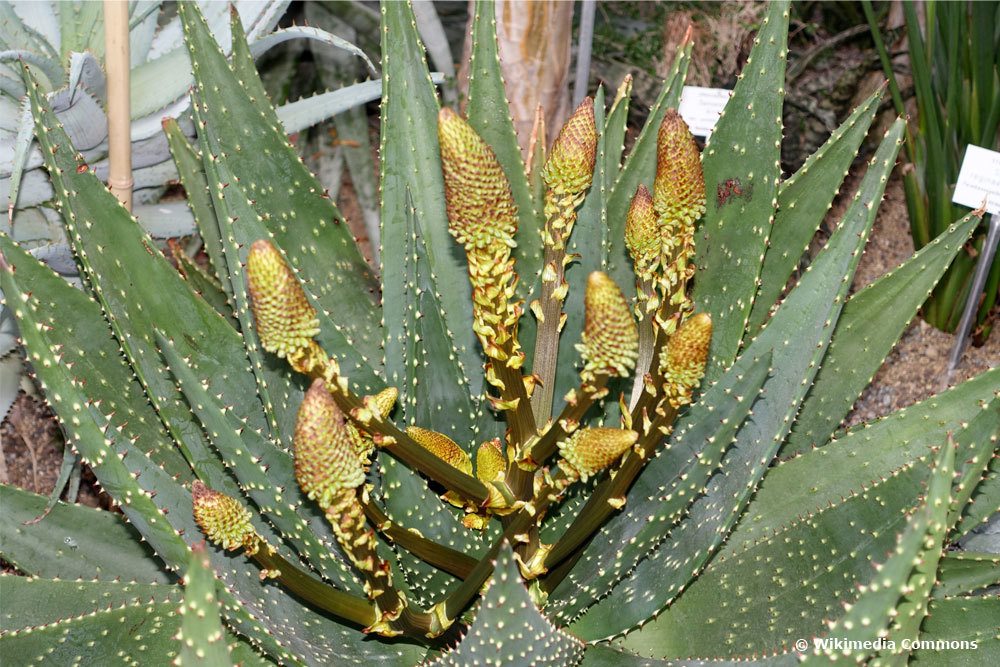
[247,239,319,358]
[543,98,598,196]
[579,272,639,381]
[192,481,257,552]
[559,428,638,480]
[653,110,706,226]
[294,380,365,509]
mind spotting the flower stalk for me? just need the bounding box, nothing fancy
[529,98,599,426]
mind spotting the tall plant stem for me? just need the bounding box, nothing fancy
[310,366,490,506]
[530,242,571,426]
[250,545,377,630]
[362,498,477,579]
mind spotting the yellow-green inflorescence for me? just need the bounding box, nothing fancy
[246,239,331,377]
[661,312,712,408]
[192,481,260,553]
[558,428,639,482]
[437,107,526,410]
[579,271,640,383]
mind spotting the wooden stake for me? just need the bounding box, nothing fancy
[104,0,132,211]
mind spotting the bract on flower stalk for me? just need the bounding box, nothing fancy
[437,108,529,417]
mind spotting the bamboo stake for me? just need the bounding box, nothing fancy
[104,0,132,211]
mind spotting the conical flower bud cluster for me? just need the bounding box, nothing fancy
[247,239,330,377]
[543,99,598,198]
[624,184,659,281]
[660,313,712,408]
[294,380,366,509]
[653,110,706,227]
[192,481,259,553]
[578,272,639,382]
[558,427,638,481]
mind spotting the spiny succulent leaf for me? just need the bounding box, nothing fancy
[0,484,171,584]
[178,548,235,667]
[430,545,585,667]
[954,461,1000,540]
[377,198,486,606]
[160,338,362,592]
[20,67,281,474]
[192,128,308,442]
[171,241,237,326]
[162,117,230,300]
[746,87,884,334]
[0,575,273,666]
[911,596,1000,664]
[784,212,982,456]
[693,0,789,383]
[568,119,906,639]
[729,371,999,556]
[548,352,771,620]
[466,0,542,297]
[399,194,488,443]
[606,43,691,295]
[0,236,190,482]
[622,384,998,660]
[180,2,382,371]
[380,0,481,399]
[797,443,953,664]
[603,76,633,178]
[933,552,1000,599]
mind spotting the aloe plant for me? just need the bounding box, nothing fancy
[1,2,997,664]
[1,0,380,250]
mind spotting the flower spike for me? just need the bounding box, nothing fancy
[192,481,258,553]
[579,272,639,382]
[625,184,660,281]
[543,97,598,197]
[294,379,365,509]
[653,109,706,227]
[661,312,712,408]
[558,428,638,481]
[247,239,320,358]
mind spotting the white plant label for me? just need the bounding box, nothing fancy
[678,86,731,138]
[953,144,1000,215]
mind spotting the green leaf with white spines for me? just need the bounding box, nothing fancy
[178,548,235,667]
[179,3,382,376]
[162,117,231,301]
[620,382,998,660]
[380,196,486,607]
[694,0,789,384]
[933,552,1000,599]
[0,484,171,584]
[784,212,982,457]
[793,442,954,665]
[0,575,273,666]
[745,86,884,335]
[568,118,907,640]
[431,545,584,667]
[466,0,542,299]
[380,0,481,400]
